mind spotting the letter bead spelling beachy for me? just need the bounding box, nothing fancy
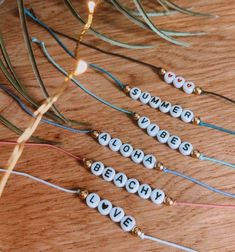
[113,172,128,187]
[131,149,145,164]
[120,143,133,157]
[138,116,150,129]
[102,167,116,181]
[181,109,194,123]
[173,76,185,88]
[86,193,100,208]
[143,154,156,169]
[167,135,181,150]
[98,132,111,146]
[91,161,104,176]
[170,105,183,118]
[179,142,194,156]
[109,207,125,222]
[149,96,161,109]
[164,72,176,84]
[126,178,140,193]
[138,184,152,199]
[139,92,151,104]
[130,87,141,100]
[109,138,122,152]
[147,123,160,137]
[150,189,165,205]
[98,199,113,215]
[120,216,136,232]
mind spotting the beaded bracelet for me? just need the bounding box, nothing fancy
[30,39,235,170]
[0,168,196,252]
[26,10,235,137]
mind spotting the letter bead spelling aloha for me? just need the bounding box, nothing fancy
[143,154,156,169]
[109,138,122,152]
[120,143,133,157]
[131,149,145,164]
[98,132,111,146]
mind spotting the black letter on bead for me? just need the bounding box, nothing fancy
[172,106,180,114]
[160,101,170,109]
[183,111,192,118]
[140,185,150,195]
[133,150,142,159]
[100,134,108,141]
[89,195,95,203]
[145,156,153,164]
[182,143,190,151]
[154,191,162,200]
[123,144,130,153]
[123,217,133,227]
[104,168,112,179]
[170,137,179,145]
[93,163,101,172]
[131,88,139,96]
[150,96,160,105]
[115,174,124,184]
[141,117,149,124]
[113,208,122,217]
[128,181,137,189]
[160,131,167,138]
[141,92,150,100]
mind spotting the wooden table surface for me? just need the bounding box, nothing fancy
[0,0,235,251]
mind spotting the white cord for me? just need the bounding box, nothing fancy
[0,168,78,194]
[139,232,197,252]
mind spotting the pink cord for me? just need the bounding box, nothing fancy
[174,201,235,209]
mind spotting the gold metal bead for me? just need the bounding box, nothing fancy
[194,87,203,95]
[192,117,201,125]
[78,189,89,200]
[159,68,167,76]
[131,226,142,237]
[155,162,164,171]
[90,130,100,139]
[191,149,201,159]
[83,158,93,169]
[132,112,141,121]
[164,196,175,206]
[123,85,131,94]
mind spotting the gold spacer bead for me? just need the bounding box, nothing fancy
[90,130,100,139]
[78,189,89,200]
[164,196,175,206]
[159,68,167,76]
[123,85,131,94]
[83,158,93,169]
[192,117,201,125]
[155,162,164,171]
[132,112,141,121]
[131,226,142,237]
[194,87,203,95]
[191,149,201,159]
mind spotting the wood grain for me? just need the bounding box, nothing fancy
[0,0,235,251]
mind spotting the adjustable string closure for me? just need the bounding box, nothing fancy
[25,8,235,137]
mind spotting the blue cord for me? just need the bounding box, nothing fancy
[24,8,125,90]
[199,121,235,136]
[163,167,235,199]
[0,84,92,134]
[31,38,133,116]
[200,154,235,169]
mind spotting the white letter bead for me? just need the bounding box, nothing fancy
[139,92,151,104]
[102,167,116,182]
[131,149,144,164]
[170,105,183,118]
[173,76,185,88]
[109,207,125,223]
[143,154,157,169]
[113,172,128,188]
[179,142,193,156]
[150,189,165,205]
[149,96,161,109]
[120,216,136,232]
[91,161,104,176]
[130,87,141,100]
[120,143,133,158]
[125,178,140,193]
[109,138,122,152]
[164,72,176,84]
[183,82,195,94]
[138,184,152,199]
[98,199,112,215]
[156,130,170,144]
[167,135,181,150]
[147,123,160,137]
[138,116,150,129]
[159,101,171,113]
[98,132,111,146]
[86,193,100,208]
[181,109,194,123]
